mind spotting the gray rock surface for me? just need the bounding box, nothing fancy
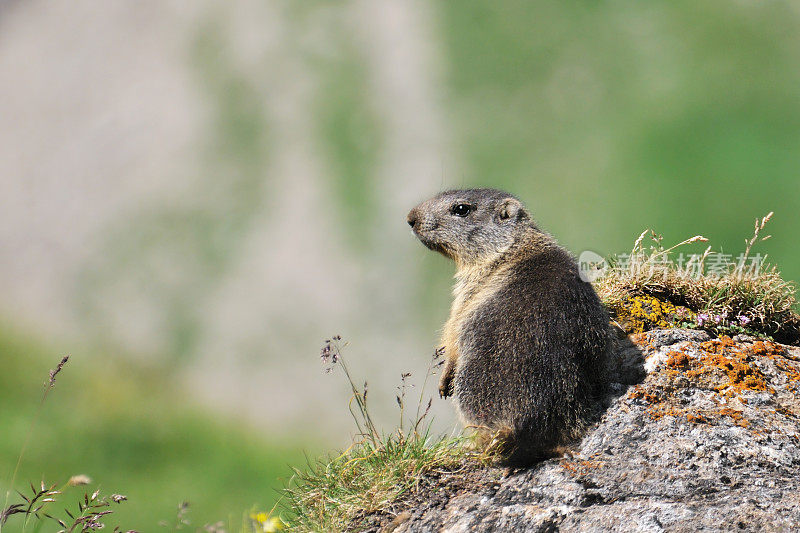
[389,329,800,532]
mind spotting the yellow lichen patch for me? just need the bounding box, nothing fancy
[610,294,695,334]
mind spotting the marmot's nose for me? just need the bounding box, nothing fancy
[407,209,419,229]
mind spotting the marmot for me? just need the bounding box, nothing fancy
[407,188,608,464]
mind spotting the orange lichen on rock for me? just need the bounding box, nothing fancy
[742,340,800,388]
[629,332,651,348]
[684,337,771,397]
[699,336,737,354]
[646,406,689,422]
[716,407,749,427]
[561,459,602,476]
[645,405,749,427]
[774,358,800,386]
[628,385,661,404]
[666,350,692,370]
[686,412,708,424]
[627,334,800,430]
[750,340,783,357]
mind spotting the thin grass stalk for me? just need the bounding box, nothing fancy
[2,356,69,533]
[332,339,380,447]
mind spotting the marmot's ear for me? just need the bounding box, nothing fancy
[497,198,526,221]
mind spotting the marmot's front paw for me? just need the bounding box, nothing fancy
[439,375,454,399]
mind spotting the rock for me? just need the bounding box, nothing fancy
[385,330,800,532]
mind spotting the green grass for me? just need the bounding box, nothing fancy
[0,326,309,532]
[281,338,476,532]
[284,434,469,532]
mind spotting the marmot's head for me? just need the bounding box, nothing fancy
[407,188,533,265]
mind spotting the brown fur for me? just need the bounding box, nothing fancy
[407,189,609,465]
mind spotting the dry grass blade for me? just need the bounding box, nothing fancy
[596,213,799,344]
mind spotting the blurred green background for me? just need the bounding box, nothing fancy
[1,0,798,529]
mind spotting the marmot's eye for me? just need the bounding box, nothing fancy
[451,204,472,217]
